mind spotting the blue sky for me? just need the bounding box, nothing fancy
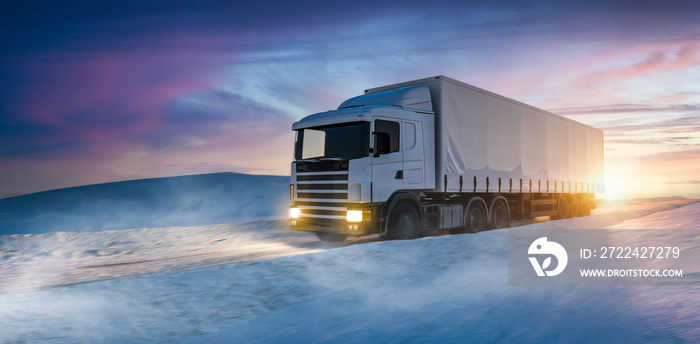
[1,1,699,198]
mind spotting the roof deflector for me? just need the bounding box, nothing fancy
[338,85,433,112]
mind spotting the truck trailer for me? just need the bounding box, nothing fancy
[289,75,604,241]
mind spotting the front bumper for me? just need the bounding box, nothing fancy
[290,210,379,236]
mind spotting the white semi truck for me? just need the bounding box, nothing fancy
[289,75,603,241]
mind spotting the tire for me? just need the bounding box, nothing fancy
[449,224,466,234]
[579,194,591,216]
[465,199,487,233]
[382,202,419,240]
[489,199,510,229]
[554,196,571,219]
[316,231,348,242]
[569,195,581,217]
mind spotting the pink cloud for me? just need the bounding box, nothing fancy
[671,44,699,68]
[16,48,231,142]
[573,42,700,94]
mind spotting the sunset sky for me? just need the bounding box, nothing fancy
[1,1,699,199]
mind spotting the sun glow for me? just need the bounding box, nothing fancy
[602,164,636,200]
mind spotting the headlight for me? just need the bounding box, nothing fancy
[289,207,300,219]
[346,210,363,222]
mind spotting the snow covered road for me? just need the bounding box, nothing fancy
[1,198,694,293]
[1,198,699,343]
[0,220,383,293]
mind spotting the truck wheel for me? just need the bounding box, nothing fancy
[489,199,510,229]
[316,232,348,242]
[569,195,581,217]
[383,202,419,240]
[554,196,571,219]
[465,200,487,233]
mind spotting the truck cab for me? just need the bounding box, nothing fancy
[289,86,435,241]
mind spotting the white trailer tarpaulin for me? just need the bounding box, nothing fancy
[366,76,604,194]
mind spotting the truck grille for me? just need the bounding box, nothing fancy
[295,171,348,220]
[296,171,348,201]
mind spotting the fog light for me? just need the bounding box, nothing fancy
[346,210,363,222]
[289,207,300,219]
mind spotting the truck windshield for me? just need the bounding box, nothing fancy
[294,122,370,161]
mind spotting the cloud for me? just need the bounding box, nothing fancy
[553,104,700,116]
[543,102,700,149]
[1,49,230,154]
[3,141,91,159]
[2,86,297,179]
[572,44,700,96]
[127,88,296,151]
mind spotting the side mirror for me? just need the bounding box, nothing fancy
[373,132,391,157]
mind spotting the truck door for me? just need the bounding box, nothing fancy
[371,118,403,202]
[402,120,425,190]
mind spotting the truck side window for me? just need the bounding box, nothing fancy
[375,120,400,153]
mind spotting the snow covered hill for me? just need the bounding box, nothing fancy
[1,197,699,343]
[0,172,290,235]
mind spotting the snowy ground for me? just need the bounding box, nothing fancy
[1,198,699,343]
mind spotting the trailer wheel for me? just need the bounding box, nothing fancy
[316,232,348,242]
[569,195,581,217]
[465,199,487,233]
[489,199,510,229]
[579,194,591,216]
[554,196,571,219]
[383,202,419,240]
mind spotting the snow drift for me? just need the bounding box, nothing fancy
[0,172,290,235]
